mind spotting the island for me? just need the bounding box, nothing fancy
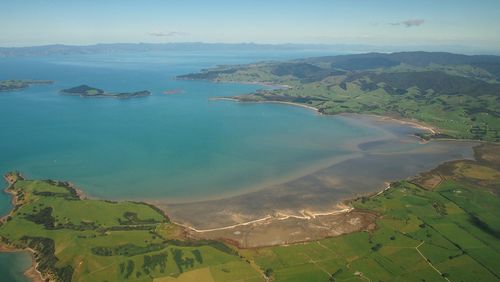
[0,80,54,92]
[178,51,500,142]
[1,143,499,281]
[60,85,150,99]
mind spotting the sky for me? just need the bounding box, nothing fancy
[1,0,500,50]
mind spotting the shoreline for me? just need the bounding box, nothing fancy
[1,173,23,223]
[0,174,45,282]
[210,96,440,136]
[208,79,497,146]
[210,97,320,113]
[343,113,438,135]
[167,182,396,234]
[0,245,43,282]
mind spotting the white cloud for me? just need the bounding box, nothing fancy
[149,31,189,37]
[390,19,425,27]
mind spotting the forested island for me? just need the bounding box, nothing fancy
[178,51,500,142]
[0,80,54,92]
[60,85,150,98]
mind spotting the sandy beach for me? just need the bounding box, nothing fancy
[211,96,439,136]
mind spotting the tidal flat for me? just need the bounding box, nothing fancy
[163,114,476,229]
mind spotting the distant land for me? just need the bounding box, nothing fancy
[0,43,498,57]
[179,51,500,142]
[60,85,150,99]
[0,80,53,92]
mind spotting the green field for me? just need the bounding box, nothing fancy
[1,144,499,281]
[0,175,262,281]
[242,184,500,281]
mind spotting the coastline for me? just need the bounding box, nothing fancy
[210,96,439,136]
[149,95,476,231]
[0,139,478,276]
[210,97,320,113]
[1,173,23,223]
[344,113,438,135]
[166,180,395,234]
[0,95,481,279]
[0,174,45,282]
[0,245,43,282]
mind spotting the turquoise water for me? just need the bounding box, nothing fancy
[0,252,31,282]
[0,50,387,210]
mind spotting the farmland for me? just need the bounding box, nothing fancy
[0,174,262,281]
[241,143,500,281]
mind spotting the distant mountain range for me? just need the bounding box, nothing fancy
[0,42,497,57]
[0,43,352,57]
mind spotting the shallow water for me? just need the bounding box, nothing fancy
[0,50,390,209]
[0,50,476,218]
[165,116,476,229]
[0,49,478,278]
[0,252,32,282]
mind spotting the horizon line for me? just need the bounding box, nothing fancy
[1,42,499,56]
[0,41,495,49]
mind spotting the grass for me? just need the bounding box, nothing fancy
[0,174,260,281]
[240,178,499,281]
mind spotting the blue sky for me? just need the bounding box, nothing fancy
[1,0,499,49]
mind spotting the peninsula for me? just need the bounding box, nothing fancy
[0,80,54,92]
[178,51,500,142]
[60,85,150,98]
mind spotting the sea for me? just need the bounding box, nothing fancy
[0,49,475,280]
